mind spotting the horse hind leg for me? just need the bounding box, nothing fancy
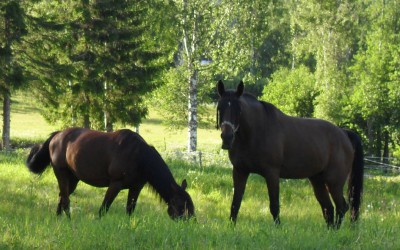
[68,174,79,195]
[327,183,349,229]
[56,177,71,218]
[309,175,334,228]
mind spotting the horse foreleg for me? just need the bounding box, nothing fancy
[230,168,249,224]
[126,182,145,216]
[309,176,334,228]
[265,175,280,225]
[99,181,123,217]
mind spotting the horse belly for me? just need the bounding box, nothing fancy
[280,164,323,179]
[280,153,326,179]
[66,146,112,188]
[70,162,111,187]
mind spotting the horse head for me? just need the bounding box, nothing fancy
[167,179,195,220]
[217,80,244,149]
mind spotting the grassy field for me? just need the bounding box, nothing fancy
[0,92,399,249]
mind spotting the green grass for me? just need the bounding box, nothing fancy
[10,93,56,141]
[1,151,399,249]
[0,92,399,249]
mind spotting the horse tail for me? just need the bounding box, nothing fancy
[344,129,364,223]
[26,131,59,175]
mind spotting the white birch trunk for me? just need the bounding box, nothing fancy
[188,69,198,153]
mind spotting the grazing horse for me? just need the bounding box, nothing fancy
[216,80,363,228]
[26,128,195,220]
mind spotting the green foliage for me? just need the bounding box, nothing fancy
[261,65,317,117]
[211,0,292,95]
[152,67,215,129]
[152,67,188,128]
[0,0,28,92]
[348,0,400,156]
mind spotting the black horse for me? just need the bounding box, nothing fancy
[26,128,195,220]
[216,80,363,228]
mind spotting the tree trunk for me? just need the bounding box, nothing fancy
[375,127,382,159]
[188,69,198,153]
[383,130,389,163]
[83,94,91,128]
[104,111,113,132]
[84,114,90,129]
[366,118,374,156]
[103,82,113,132]
[2,92,11,151]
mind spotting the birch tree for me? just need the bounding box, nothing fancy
[174,0,227,153]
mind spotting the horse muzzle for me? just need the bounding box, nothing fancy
[221,133,234,150]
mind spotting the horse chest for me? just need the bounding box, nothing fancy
[228,149,276,174]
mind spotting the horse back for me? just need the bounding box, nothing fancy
[49,128,145,187]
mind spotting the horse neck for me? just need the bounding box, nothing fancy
[238,101,279,139]
[140,149,177,203]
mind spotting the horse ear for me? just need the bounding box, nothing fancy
[181,179,188,190]
[217,80,225,96]
[236,81,244,97]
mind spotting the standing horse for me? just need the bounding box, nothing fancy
[216,80,363,228]
[26,128,195,220]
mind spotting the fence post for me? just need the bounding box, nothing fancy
[199,151,202,168]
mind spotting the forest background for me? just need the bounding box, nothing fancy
[1,0,399,159]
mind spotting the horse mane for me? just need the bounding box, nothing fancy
[241,93,280,119]
[137,143,177,204]
[114,129,177,203]
[259,101,280,118]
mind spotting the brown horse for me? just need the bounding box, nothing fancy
[26,128,195,220]
[216,80,363,228]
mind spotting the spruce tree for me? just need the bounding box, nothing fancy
[25,0,170,130]
[0,0,27,150]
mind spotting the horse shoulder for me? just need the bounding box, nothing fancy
[109,131,145,175]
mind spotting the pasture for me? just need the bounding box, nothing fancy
[0,93,399,249]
